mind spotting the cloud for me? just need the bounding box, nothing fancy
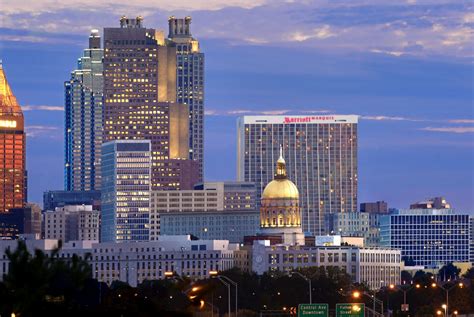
[1,1,472,59]
[287,25,336,42]
[360,115,427,122]
[420,127,474,134]
[0,0,267,14]
[25,125,61,138]
[23,105,64,111]
[205,109,331,116]
[448,119,474,124]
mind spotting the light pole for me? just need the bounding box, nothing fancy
[388,283,415,313]
[219,275,238,317]
[442,304,447,317]
[431,281,464,317]
[353,290,383,316]
[290,271,312,304]
[210,271,238,317]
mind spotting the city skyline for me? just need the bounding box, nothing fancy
[0,2,472,210]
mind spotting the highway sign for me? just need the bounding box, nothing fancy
[298,304,329,317]
[336,303,365,317]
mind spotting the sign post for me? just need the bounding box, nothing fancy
[298,304,329,317]
[336,303,365,317]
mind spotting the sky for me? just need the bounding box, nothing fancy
[0,0,473,210]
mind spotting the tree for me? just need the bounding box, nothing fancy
[438,263,461,281]
[0,240,92,316]
[401,270,412,284]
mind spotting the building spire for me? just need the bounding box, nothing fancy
[0,64,22,115]
[275,144,287,179]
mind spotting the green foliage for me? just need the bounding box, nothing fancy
[0,240,91,316]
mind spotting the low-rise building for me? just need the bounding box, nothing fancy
[150,181,257,238]
[43,190,101,211]
[360,201,388,214]
[0,204,42,239]
[159,210,259,243]
[325,212,381,247]
[410,197,451,209]
[0,235,238,287]
[249,241,401,290]
[44,205,100,242]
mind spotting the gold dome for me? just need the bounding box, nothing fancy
[262,178,299,199]
[261,146,299,199]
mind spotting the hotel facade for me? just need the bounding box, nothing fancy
[237,115,358,235]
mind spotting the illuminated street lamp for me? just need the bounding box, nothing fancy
[432,281,464,317]
[353,290,382,315]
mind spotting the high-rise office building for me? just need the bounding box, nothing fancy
[380,209,470,268]
[65,30,104,191]
[103,16,198,191]
[0,63,26,212]
[101,140,151,242]
[167,16,204,180]
[237,115,358,235]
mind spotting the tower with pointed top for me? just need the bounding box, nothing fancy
[260,145,304,245]
[0,63,26,212]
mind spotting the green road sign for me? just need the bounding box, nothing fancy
[298,304,329,317]
[336,303,365,317]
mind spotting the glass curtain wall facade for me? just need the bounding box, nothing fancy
[380,209,470,268]
[65,30,104,190]
[237,115,358,235]
[167,16,205,181]
[0,64,25,212]
[101,140,151,242]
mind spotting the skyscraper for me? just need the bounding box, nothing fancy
[103,16,198,191]
[167,16,205,180]
[0,63,26,212]
[101,140,151,242]
[237,115,358,235]
[65,30,104,191]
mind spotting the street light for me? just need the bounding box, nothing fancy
[432,281,464,317]
[442,304,447,317]
[210,271,238,317]
[353,290,383,315]
[290,271,312,304]
[389,283,415,312]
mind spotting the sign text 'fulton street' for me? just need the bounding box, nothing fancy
[336,303,365,317]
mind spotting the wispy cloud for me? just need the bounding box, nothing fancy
[420,127,474,134]
[0,1,472,59]
[25,125,61,138]
[360,115,427,122]
[448,119,474,124]
[205,109,332,116]
[23,105,64,111]
[286,25,337,42]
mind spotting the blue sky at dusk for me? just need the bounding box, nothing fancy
[0,0,473,210]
